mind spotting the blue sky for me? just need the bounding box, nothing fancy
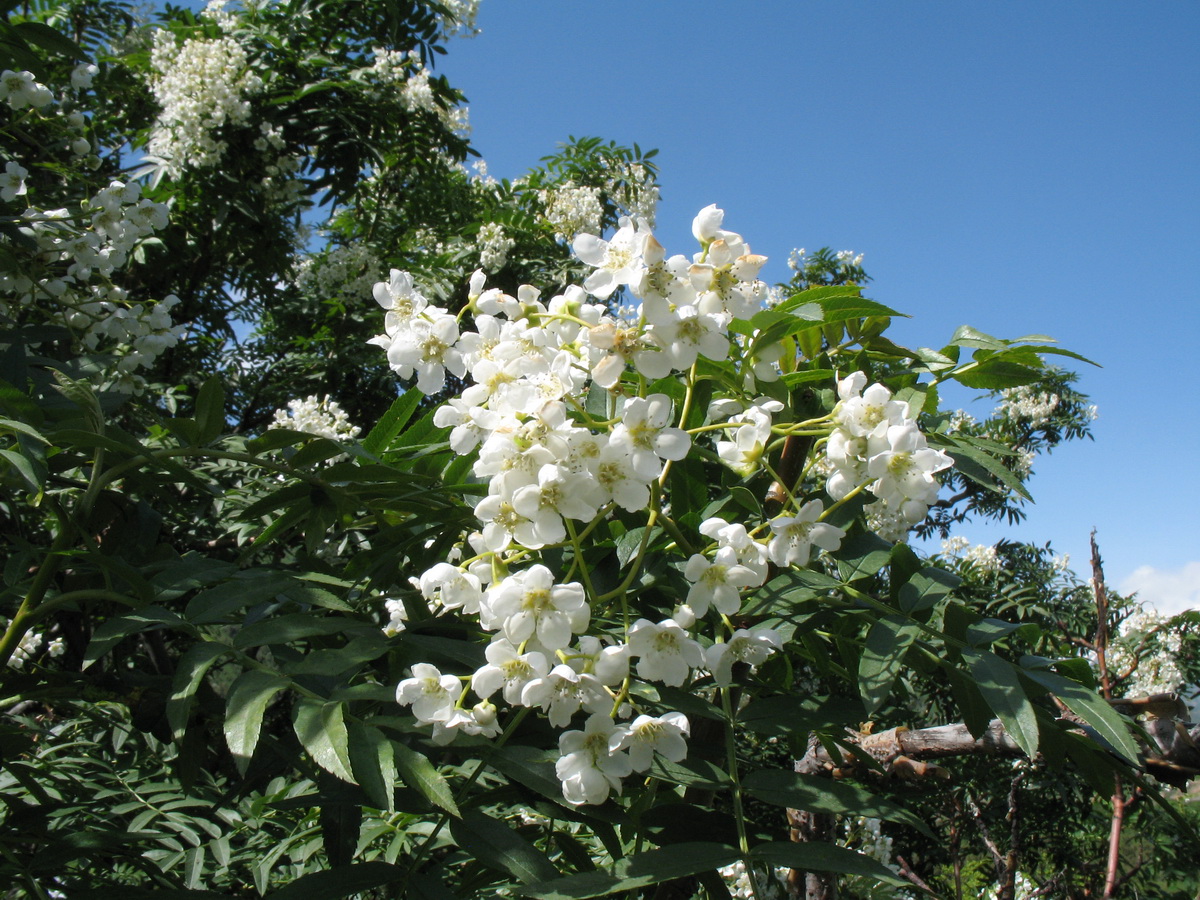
[439,2,1200,611]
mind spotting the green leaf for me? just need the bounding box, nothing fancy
[12,21,81,58]
[948,325,1005,350]
[648,754,731,789]
[748,842,906,887]
[363,390,422,455]
[740,568,843,616]
[392,740,458,815]
[263,862,406,900]
[293,698,356,783]
[738,695,862,737]
[451,809,558,884]
[184,572,298,623]
[953,357,1043,390]
[938,436,1032,501]
[74,890,227,900]
[518,843,740,899]
[898,567,959,613]
[964,649,1039,758]
[0,447,42,490]
[966,617,1028,648]
[167,641,232,740]
[1022,667,1139,764]
[0,416,48,443]
[944,665,994,739]
[742,770,933,837]
[83,606,189,666]
[858,615,919,715]
[224,670,289,769]
[835,530,893,582]
[194,376,225,444]
[347,722,396,813]
[233,614,364,650]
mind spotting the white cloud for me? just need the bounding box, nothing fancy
[1119,562,1200,617]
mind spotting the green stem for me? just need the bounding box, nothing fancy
[719,686,762,898]
[20,589,141,625]
[565,518,598,605]
[818,479,870,521]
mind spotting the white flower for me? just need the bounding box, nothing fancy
[570,636,631,686]
[396,663,463,724]
[866,422,953,522]
[628,618,705,687]
[683,547,758,617]
[472,638,550,704]
[1,161,28,202]
[483,565,589,651]
[71,63,99,89]
[610,394,690,482]
[623,712,690,772]
[0,70,53,110]
[591,443,651,512]
[555,714,633,805]
[700,517,769,586]
[383,598,408,636]
[996,385,1060,427]
[418,563,482,614]
[521,664,610,728]
[381,311,465,394]
[692,204,737,245]
[145,33,264,175]
[573,217,645,300]
[767,500,845,567]
[706,628,783,686]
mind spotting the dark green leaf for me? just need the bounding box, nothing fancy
[964,649,1039,758]
[858,614,919,715]
[224,670,289,769]
[264,862,406,900]
[363,390,423,455]
[167,641,231,740]
[392,740,458,815]
[84,606,189,666]
[293,699,356,783]
[743,770,932,837]
[1022,668,1139,764]
[348,722,396,813]
[194,376,225,444]
[518,843,740,899]
[451,809,558,884]
[749,842,906,887]
[12,21,81,58]
[835,530,893,582]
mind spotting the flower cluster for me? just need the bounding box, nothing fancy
[146,30,264,177]
[475,222,514,272]
[940,537,1003,574]
[539,182,604,242]
[375,206,954,804]
[270,395,361,442]
[2,173,184,390]
[825,373,954,542]
[995,385,1060,428]
[1109,610,1186,697]
[4,624,65,669]
[294,243,384,302]
[717,860,790,900]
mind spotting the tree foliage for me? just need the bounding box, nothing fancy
[0,3,1196,899]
